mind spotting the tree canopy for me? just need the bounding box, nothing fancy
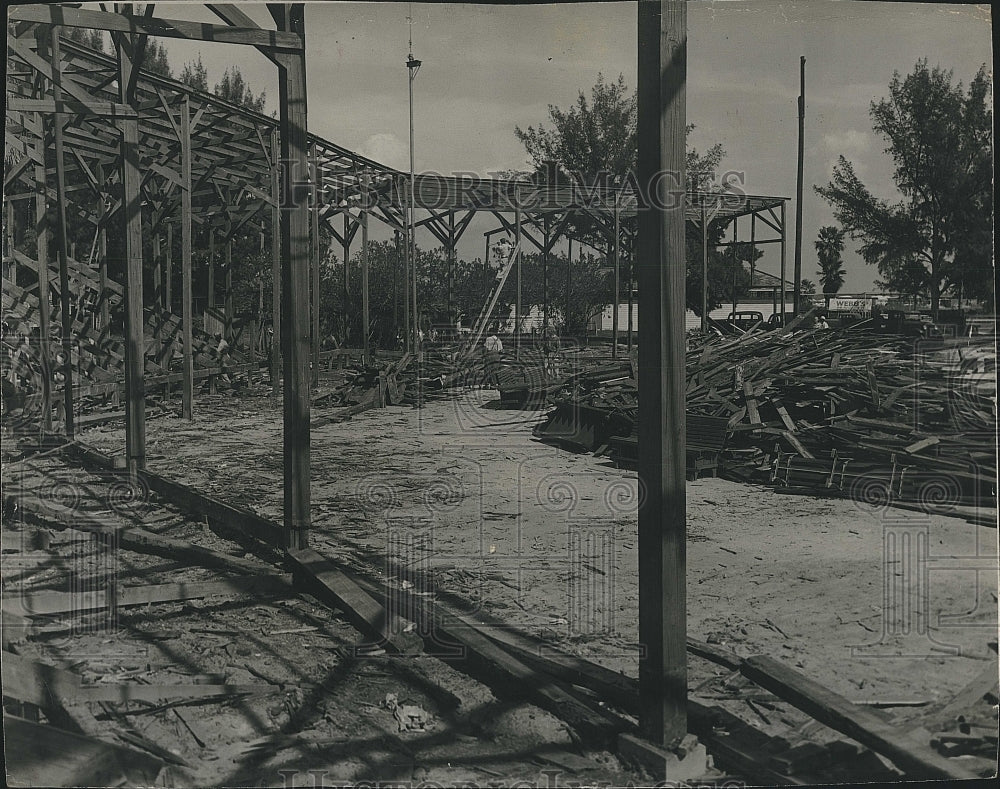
[815,60,993,315]
[815,225,847,302]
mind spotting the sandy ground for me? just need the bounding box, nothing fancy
[80,383,998,721]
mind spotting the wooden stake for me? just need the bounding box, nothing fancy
[636,0,687,746]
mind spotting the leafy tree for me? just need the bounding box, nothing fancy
[179,55,210,92]
[800,279,817,295]
[141,37,172,78]
[65,27,104,52]
[815,225,847,307]
[215,66,267,114]
[815,60,992,317]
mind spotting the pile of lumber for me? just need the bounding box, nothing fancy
[531,323,997,516]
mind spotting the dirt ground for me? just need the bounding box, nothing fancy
[79,382,998,717]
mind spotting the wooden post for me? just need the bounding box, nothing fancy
[208,229,215,310]
[542,214,550,329]
[627,244,634,351]
[793,56,805,316]
[700,201,708,333]
[51,28,74,437]
[612,197,620,357]
[165,222,173,313]
[566,237,573,335]
[447,211,455,329]
[309,144,320,385]
[341,212,350,348]
[636,0,687,746]
[118,30,146,474]
[731,216,739,318]
[180,96,194,420]
[152,234,162,310]
[749,212,756,304]
[274,4,311,551]
[33,31,53,432]
[780,201,787,318]
[514,200,521,359]
[361,180,370,362]
[224,239,233,345]
[393,228,401,343]
[97,165,109,332]
[270,128,281,396]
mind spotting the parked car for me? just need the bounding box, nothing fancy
[766,312,795,330]
[727,311,764,331]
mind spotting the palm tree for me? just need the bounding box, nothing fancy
[815,225,847,309]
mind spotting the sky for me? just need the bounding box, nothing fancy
[88,1,992,292]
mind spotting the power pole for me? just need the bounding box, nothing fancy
[793,55,805,315]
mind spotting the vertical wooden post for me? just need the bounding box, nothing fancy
[731,216,739,318]
[361,179,370,363]
[180,96,194,420]
[627,243,634,351]
[270,128,281,396]
[274,4,311,551]
[542,214,550,329]
[165,222,173,313]
[636,0,688,746]
[118,29,146,474]
[393,228,401,343]
[700,200,708,333]
[447,211,455,328]
[566,237,573,335]
[309,143,320,385]
[151,234,161,310]
[780,201,787,318]
[341,212,350,348]
[793,56,805,316]
[208,229,215,310]
[612,198,620,357]
[224,239,233,345]
[51,28,74,437]
[749,212,756,304]
[33,31,53,432]
[514,201,521,359]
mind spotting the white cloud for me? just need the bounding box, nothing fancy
[359,133,407,170]
[821,129,872,155]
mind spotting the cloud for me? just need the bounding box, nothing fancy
[359,133,407,170]
[821,129,872,155]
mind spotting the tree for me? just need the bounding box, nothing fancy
[815,225,846,308]
[815,60,992,318]
[142,37,172,78]
[65,27,104,52]
[215,66,267,114]
[180,55,210,92]
[800,279,817,295]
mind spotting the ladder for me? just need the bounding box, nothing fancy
[461,239,520,357]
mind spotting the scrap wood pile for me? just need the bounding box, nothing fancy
[311,349,489,422]
[532,323,997,520]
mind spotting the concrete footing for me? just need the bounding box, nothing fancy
[617,732,710,783]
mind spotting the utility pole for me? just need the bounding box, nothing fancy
[793,55,805,315]
[407,15,421,356]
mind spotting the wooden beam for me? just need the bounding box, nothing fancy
[9,4,303,50]
[33,29,53,433]
[741,655,979,780]
[180,96,194,419]
[51,28,75,438]
[5,97,138,118]
[118,35,146,475]
[361,180,370,362]
[274,4,311,550]
[636,0,688,747]
[270,127,281,396]
[310,143,321,386]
